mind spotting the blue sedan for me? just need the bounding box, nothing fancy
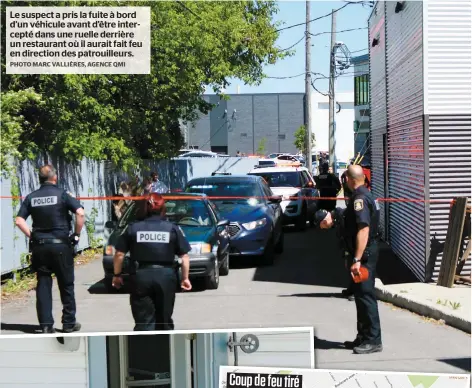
[102,193,231,290]
[184,175,284,265]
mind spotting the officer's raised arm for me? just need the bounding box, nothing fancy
[15,195,32,238]
[63,191,85,243]
[173,225,192,291]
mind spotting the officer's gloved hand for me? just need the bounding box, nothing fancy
[69,233,80,246]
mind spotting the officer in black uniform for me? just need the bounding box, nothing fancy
[112,193,192,331]
[15,165,85,334]
[342,164,382,354]
[314,162,342,211]
[314,208,354,301]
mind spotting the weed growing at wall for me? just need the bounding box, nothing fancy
[10,175,20,246]
[85,206,103,249]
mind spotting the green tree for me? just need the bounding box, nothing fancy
[293,124,315,153]
[0,88,44,178]
[1,1,290,173]
[257,137,267,155]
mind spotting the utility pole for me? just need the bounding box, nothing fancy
[305,0,312,168]
[328,9,336,174]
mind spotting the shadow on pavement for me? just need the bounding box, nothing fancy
[252,228,351,288]
[376,241,419,285]
[437,357,471,372]
[87,279,131,294]
[0,323,40,334]
[279,292,346,299]
[87,278,207,294]
[250,226,420,289]
[313,335,346,350]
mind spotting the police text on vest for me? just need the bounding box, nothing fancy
[137,231,170,243]
[31,196,58,207]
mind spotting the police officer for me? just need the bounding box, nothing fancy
[15,165,85,334]
[314,208,354,301]
[112,193,192,331]
[342,165,382,354]
[314,162,341,211]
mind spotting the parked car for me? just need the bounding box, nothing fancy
[248,166,320,230]
[267,153,284,159]
[336,161,348,178]
[102,193,231,290]
[270,154,302,167]
[179,151,218,158]
[184,175,284,265]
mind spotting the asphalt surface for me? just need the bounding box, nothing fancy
[1,219,470,374]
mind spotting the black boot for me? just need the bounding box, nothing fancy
[63,322,81,333]
[353,343,383,354]
[40,326,56,334]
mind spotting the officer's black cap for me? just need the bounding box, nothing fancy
[314,209,329,228]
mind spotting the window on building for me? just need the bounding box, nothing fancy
[354,74,370,106]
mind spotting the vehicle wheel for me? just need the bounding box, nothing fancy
[220,252,230,276]
[261,237,276,266]
[274,232,284,253]
[206,256,220,289]
[296,206,307,231]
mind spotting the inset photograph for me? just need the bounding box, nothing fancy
[0,327,314,387]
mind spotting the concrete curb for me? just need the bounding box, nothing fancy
[374,278,471,334]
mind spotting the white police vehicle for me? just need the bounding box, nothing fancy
[248,165,320,230]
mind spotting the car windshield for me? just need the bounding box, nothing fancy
[186,181,263,201]
[250,172,301,188]
[166,199,213,227]
[117,198,213,228]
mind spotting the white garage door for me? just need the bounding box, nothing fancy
[0,336,88,388]
[229,330,313,369]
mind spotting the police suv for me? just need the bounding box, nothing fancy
[248,166,320,230]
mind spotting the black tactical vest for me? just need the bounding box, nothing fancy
[29,183,71,239]
[345,186,380,250]
[127,217,176,264]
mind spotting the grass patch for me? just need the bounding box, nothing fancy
[1,248,102,303]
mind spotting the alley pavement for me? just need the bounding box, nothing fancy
[1,224,470,374]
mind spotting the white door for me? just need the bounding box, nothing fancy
[0,336,88,388]
[118,334,192,388]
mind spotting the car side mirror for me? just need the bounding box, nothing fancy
[105,220,117,229]
[269,195,282,204]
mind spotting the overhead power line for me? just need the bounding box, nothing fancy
[266,72,306,79]
[309,27,367,38]
[276,3,351,32]
[278,33,306,51]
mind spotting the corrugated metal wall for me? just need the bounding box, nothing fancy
[1,157,257,275]
[385,1,426,280]
[423,0,472,280]
[427,115,471,280]
[368,2,388,238]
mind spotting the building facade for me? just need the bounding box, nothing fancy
[310,91,355,163]
[0,329,314,388]
[186,93,305,156]
[368,0,471,281]
[352,54,371,165]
